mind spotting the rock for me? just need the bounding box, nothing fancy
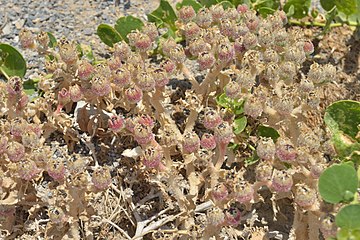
[14,19,25,29]
[2,23,12,35]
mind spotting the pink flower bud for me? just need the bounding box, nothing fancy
[91,75,111,97]
[214,122,233,145]
[18,160,40,181]
[195,8,213,28]
[143,22,158,42]
[114,41,131,61]
[217,41,234,63]
[108,115,125,133]
[36,31,50,49]
[255,161,273,182]
[203,109,222,130]
[183,131,200,153]
[170,46,186,63]
[107,57,122,71]
[256,138,276,161]
[6,76,23,96]
[233,181,254,203]
[6,141,25,162]
[207,208,225,227]
[184,22,201,40]
[320,214,337,239]
[276,137,297,162]
[19,29,35,49]
[225,81,241,99]
[133,123,153,145]
[128,32,152,52]
[178,5,196,23]
[69,84,83,102]
[143,145,163,168]
[59,41,78,65]
[47,159,66,181]
[161,59,176,74]
[92,167,112,190]
[137,72,155,92]
[224,207,241,226]
[125,85,143,103]
[152,68,169,88]
[137,115,154,128]
[210,5,225,22]
[211,183,229,202]
[0,136,8,155]
[294,184,316,208]
[112,67,131,87]
[303,40,314,55]
[77,60,94,81]
[237,4,248,14]
[197,52,215,70]
[271,169,293,192]
[200,133,216,150]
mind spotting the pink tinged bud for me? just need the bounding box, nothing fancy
[184,22,201,40]
[170,46,186,63]
[92,167,112,190]
[91,75,111,97]
[58,88,71,107]
[113,67,131,87]
[178,5,196,23]
[114,41,131,61]
[271,169,293,192]
[203,109,222,129]
[276,138,297,162]
[294,184,317,208]
[161,38,177,57]
[195,8,213,28]
[220,19,235,38]
[143,145,163,168]
[47,159,66,181]
[310,164,324,179]
[200,133,216,150]
[19,29,35,49]
[303,40,314,55]
[36,31,50,49]
[244,97,263,118]
[129,32,152,52]
[183,131,200,153]
[189,39,211,57]
[125,85,143,103]
[108,115,125,133]
[197,52,215,70]
[234,40,246,55]
[18,160,40,181]
[233,181,254,203]
[237,4,248,13]
[0,136,8,155]
[161,59,176,74]
[256,138,276,161]
[59,43,78,65]
[107,57,122,71]
[224,207,241,226]
[6,141,25,162]
[211,183,229,202]
[49,207,67,225]
[77,60,94,81]
[7,76,23,96]
[69,84,83,102]
[125,117,137,133]
[225,81,241,99]
[133,124,153,145]
[137,115,154,128]
[242,32,258,50]
[21,131,39,148]
[207,208,225,227]
[137,72,155,92]
[217,42,234,63]
[214,122,233,145]
[210,5,225,22]
[10,119,25,137]
[245,14,259,32]
[277,10,288,25]
[143,22,158,42]
[320,214,337,239]
[153,68,169,88]
[255,161,273,182]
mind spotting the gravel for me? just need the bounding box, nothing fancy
[0,0,179,80]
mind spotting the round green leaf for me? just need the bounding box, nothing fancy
[336,204,360,230]
[97,24,122,47]
[256,125,280,142]
[0,43,26,79]
[233,116,247,135]
[114,16,144,43]
[324,100,360,140]
[176,0,203,12]
[319,163,358,203]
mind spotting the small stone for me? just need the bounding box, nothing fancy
[2,23,12,35]
[14,19,25,29]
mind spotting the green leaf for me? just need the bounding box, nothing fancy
[257,125,280,141]
[218,1,234,9]
[331,131,360,161]
[147,0,177,30]
[318,163,358,203]
[283,0,311,19]
[97,24,122,47]
[336,0,357,16]
[337,228,360,240]
[324,100,360,140]
[46,32,57,48]
[0,43,26,79]
[199,0,221,7]
[216,93,231,108]
[23,79,37,98]
[254,0,280,17]
[176,0,203,12]
[114,16,144,43]
[234,116,247,134]
[76,44,95,62]
[336,204,360,230]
